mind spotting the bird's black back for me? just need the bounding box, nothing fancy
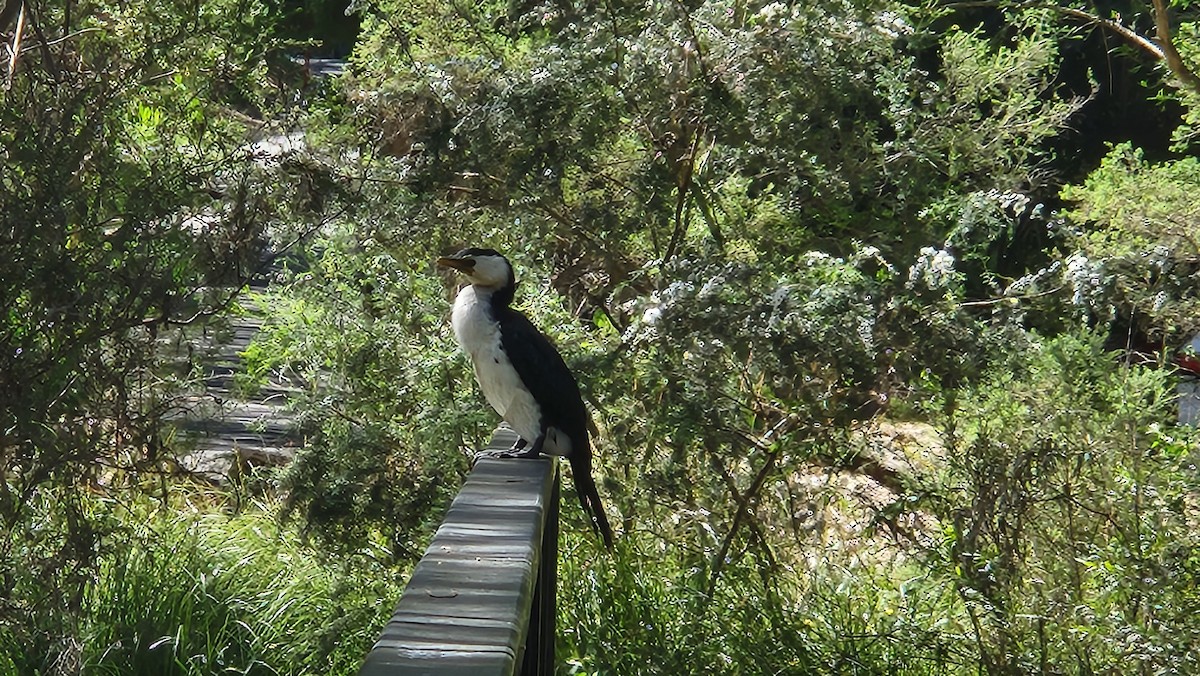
[493,306,589,443]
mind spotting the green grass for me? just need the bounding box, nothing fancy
[3,494,966,676]
[1,499,407,676]
[557,531,970,676]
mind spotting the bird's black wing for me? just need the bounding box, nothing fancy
[497,307,614,549]
[495,308,589,438]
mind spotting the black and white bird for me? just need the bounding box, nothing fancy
[437,247,614,549]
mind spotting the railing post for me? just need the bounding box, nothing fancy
[358,426,558,675]
[521,466,558,676]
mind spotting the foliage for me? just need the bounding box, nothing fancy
[342,0,1083,266]
[1060,143,1200,339]
[263,0,1088,565]
[922,332,1200,674]
[250,0,1200,674]
[0,0,323,665]
[5,0,1200,673]
[914,13,1084,187]
[234,222,480,556]
[558,530,968,675]
[0,497,401,674]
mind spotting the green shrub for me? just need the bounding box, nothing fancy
[923,332,1200,674]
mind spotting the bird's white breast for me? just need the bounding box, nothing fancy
[450,286,545,446]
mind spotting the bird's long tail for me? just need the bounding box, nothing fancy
[568,443,614,550]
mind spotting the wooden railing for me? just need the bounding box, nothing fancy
[358,426,559,676]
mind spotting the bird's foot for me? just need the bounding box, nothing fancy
[493,440,543,459]
[499,445,543,459]
[476,438,541,461]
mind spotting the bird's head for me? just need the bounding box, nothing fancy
[437,247,515,290]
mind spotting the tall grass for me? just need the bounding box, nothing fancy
[1,499,406,676]
[557,530,969,676]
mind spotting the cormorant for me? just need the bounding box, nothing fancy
[437,247,615,549]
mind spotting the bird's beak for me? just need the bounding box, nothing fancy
[437,256,474,273]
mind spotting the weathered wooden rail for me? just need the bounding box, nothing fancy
[359,426,559,675]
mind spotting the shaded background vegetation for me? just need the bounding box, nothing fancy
[2,0,1200,673]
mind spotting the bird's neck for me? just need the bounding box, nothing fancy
[476,281,515,310]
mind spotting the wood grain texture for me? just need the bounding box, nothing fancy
[360,426,558,676]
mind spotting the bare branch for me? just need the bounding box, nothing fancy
[4,0,24,89]
[1059,6,1165,58]
[944,1,1200,95]
[706,444,780,600]
[16,26,100,54]
[704,413,801,598]
[1150,0,1200,94]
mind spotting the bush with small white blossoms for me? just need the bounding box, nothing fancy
[908,246,962,294]
[1063,253,1113,320]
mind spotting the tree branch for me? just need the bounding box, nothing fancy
[945,2,1162,56]
[704,414,800,599]
[4,0,24,89]
[1150,0,1200,94]
[663,130,702,262]
[705,445,779,600]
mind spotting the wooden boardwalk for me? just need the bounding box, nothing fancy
[168,291,300,482]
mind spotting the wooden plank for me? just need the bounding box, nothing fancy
[359,426,557,676]
[521,473,558,676]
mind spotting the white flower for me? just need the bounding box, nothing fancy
[757,2,787,22]
[803,250,842,267]
[908,247,958,290]
[1063,253,1110,318]
[874,11,913,38]
[699,275,725,300]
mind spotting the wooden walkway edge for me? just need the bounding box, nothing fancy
[359,426,559,675]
